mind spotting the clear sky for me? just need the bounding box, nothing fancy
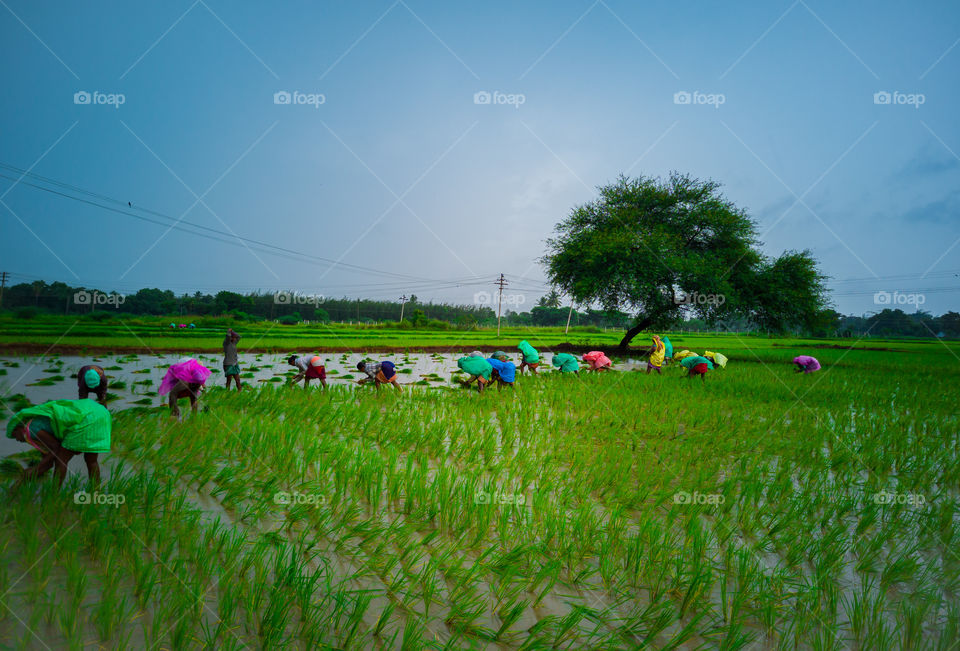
[1,0,958,315]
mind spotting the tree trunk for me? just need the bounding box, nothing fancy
[617,317,653,351]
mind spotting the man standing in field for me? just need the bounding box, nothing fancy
[680,355,714,382]
[288,355,328,389]
[517,340,540,375]
[77,364,108,404]
[357,360,402,393]
[223,328,242,391]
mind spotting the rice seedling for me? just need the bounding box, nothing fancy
[27,375,64,386]
[0,344,955,648]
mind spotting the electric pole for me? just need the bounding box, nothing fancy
[399,295,407,322]
[495,273,507,338]
[565,302,575,334]
[0,271,7,310]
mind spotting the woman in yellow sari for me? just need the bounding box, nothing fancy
[646,335,666,375]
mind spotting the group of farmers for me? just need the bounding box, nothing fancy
[4,325,821,488]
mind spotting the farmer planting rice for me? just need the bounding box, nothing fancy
[288,354,328,389]
[77,364,108,405]
[223,328,242,391]
[517,340,540,375]
[160,358,211,418]
[357,360,402,393]
[487,353,516,390]
[6,399,111,488]
[704,350,728,369]
[551,352,580,374]
[674,349,698,361]
[680,355,714,382]
[582,350,613,372]
[662,336,673,364]
[645,336,666,374]
[793,355,821,374]
[457,355,493,392]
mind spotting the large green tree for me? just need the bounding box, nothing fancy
[543,173,829,349]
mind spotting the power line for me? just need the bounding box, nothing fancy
[0,165,482,285]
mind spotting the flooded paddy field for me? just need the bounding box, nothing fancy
[1,346,957,649]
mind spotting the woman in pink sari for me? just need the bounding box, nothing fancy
[582,351,613,372]
[792,355,821,374]
[160,358,212,418]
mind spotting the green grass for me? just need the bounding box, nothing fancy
[1,341,958,648]
[5,317,953,355]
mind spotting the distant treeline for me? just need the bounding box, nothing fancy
[0,281,637,328]
[1,280,957,338]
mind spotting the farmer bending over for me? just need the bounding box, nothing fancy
[793,356,821,374]
[517,340,540,375]
[680,355,714,383]
[288,355,328,389]
[552,353,580,374]
[357,360,402,393]
[487,352,516,390]
[7,399,111,488]
[582,350,613,372]
[457,356,493,393]
[77,365,108,405]
[160,358,211,419]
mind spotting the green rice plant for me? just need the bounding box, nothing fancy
[26,375,64,386]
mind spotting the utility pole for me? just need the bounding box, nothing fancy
[495,273,507,338]
[565,302,575,334]
[0,271,8,310]
[356,298,360,324]
[399,295,407,322]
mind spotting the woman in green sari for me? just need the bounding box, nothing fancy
[6,399,112,488]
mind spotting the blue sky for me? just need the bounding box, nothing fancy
[1,0,958,315]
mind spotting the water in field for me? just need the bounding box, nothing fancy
[0,351,653,410]
[0,351,651,467]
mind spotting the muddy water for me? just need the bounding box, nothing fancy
[0,351,649,482]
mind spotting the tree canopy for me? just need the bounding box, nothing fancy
[542,173,830,348]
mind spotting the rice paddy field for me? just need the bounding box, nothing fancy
[1,338,959,649]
